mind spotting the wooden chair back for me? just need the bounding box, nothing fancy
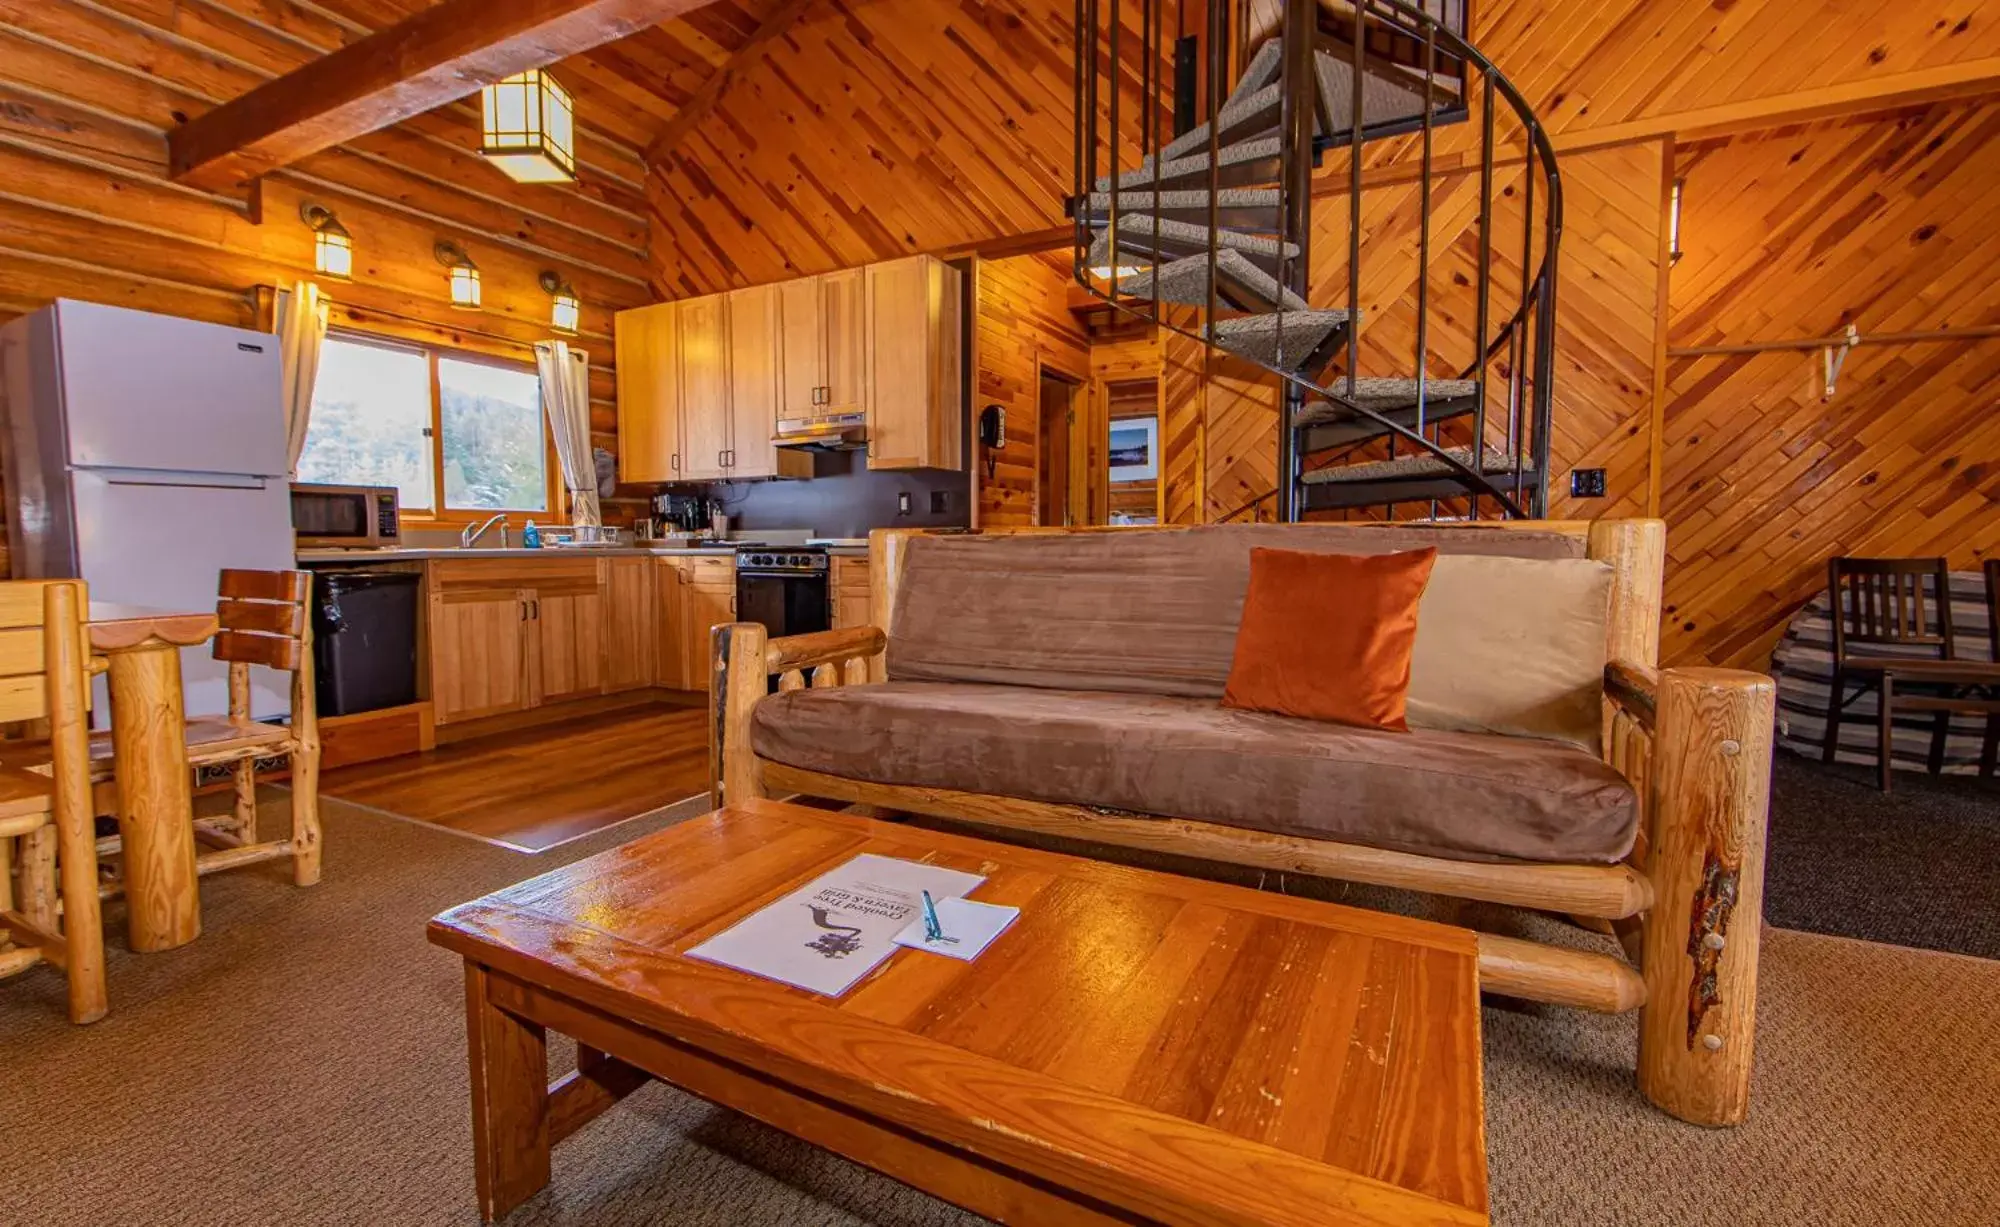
[0,580,93,725]
[212,570,314,724]
[1985,559,2000,662]
[1826,557,1953,662]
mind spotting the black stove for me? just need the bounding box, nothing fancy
[734,545,829,640]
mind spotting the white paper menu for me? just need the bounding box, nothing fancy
[684,854,986,996]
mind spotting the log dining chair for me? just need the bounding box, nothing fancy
[49,570,324,896]
[1823,556,2000,790]
[154,569,323,888]
[0,579,107,1023]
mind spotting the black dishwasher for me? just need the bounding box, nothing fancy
[312,570,421,717]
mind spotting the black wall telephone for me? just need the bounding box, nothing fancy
[978,404,1006,479]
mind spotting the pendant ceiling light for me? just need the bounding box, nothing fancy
[480,69,577,184]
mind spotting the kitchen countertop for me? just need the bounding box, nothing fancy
[297,545,869,563]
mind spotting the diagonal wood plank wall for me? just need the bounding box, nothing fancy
[1659,102,2000,669]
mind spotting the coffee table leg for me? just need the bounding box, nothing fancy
[464,963,551,1223]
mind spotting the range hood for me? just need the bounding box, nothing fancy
[774,410,868,451]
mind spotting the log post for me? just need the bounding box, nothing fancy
[1637,666,1776,1127]
[46,580,107,1023]
[105,640,203,952]
[290,595,324,887]
[710,622,769,809]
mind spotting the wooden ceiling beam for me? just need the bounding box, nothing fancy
[169,0,718,191]
[645,0,815,165]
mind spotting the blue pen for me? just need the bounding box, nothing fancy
[920,891,947,943]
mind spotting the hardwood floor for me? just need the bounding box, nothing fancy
[319,702,710,853]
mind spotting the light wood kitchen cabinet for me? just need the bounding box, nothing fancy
[603,557,655,692]
[431,588,530,723]
[677,295,730,482]
[532,588,603,705]
[865,255,964,471]
[652,556,734,691]
[614,300,680,482]
[778,270,867,422]
[831,555,871,630]
[725,285,781,479]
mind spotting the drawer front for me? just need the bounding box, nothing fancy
[431,557,600,593]
[686,557,735,589]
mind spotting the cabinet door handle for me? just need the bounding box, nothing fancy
[671,452,680,473]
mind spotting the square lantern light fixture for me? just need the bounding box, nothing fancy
[435,241,482,309]
[300,203,353,280]
[480,70,577,184]
[540,271,581,334]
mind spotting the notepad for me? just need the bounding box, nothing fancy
[892,897,1020,961]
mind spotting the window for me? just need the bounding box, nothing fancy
[299,335,550,518]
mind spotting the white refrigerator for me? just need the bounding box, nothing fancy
[0,300,297,719]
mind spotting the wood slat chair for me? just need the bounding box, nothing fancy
[0,580,107,1024]
[74,570,323,891]
[1822,556,2000,790]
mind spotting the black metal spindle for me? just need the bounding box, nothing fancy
[1470,72,1494,520]
[1414,13,1436,453]
[1108,0,1121,312]
[1515,142,1535,494]
[1203,0,1223,447]
[1346,0,1364,404]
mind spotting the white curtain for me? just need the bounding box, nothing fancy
[275,280,330,477]
[535,339,599,527]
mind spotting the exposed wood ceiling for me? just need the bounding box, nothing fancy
[169,0,723,189]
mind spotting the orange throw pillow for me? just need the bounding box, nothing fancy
[1222,546,1438,730]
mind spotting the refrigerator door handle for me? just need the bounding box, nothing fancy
[101,470,271,491]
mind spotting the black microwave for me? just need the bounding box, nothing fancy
[291,483,401,549]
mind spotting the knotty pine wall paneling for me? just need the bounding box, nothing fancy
[0,0,663,569]
[1658,103,2000,670]
[974,253,1091,527]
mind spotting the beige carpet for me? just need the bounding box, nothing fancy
[2,792,1994,1227]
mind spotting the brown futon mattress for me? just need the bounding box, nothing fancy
[752,682,1639,865]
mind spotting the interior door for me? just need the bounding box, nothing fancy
[614,301,680,482]
[676,296,729,481]
[777,276,824,421]
[725,285,781,479]
[430,588,528,723]
[820,268,866,415]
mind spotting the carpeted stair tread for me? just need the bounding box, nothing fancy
[1301,445,1518,484]
[1112,250,1309,311]
[1314,49,1434,137]
[1088,212,1299,262]
[1208,310,1354,368]
[1160,81,1283,163]
[1095,136,1283,192]
[1085,187,1282,211]
[1293,377,1480,425]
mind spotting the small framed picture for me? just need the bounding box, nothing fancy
[1107,417,1159,483]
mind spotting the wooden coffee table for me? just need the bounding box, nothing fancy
[428,798,1489,1225]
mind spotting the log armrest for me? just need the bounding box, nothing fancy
[709,622,888,810]
[1604,660,1660,728]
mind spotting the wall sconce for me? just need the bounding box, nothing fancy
[540,271,581,334]
[480,69,577,184]
[1669,178,1685,266]
[434,241,481,309]
[299,203,353,280]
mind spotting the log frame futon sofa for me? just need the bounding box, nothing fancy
[708,519,1776,1128]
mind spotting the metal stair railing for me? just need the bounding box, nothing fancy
[1070,0,1563,521]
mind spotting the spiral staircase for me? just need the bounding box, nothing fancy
[1070,0,1561,520]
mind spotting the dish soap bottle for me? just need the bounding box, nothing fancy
[522,520,542,549]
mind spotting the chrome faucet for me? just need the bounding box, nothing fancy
[461,513,510,549]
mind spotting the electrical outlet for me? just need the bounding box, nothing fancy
[1569,468,1607,498]
[930,490,949,514]
[897,491,913,515]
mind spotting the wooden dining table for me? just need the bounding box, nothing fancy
[88,603,220,953]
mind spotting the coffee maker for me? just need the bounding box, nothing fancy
[656,492,721,537]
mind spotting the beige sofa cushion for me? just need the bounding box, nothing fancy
[752,682,1641,865]
[1407,555,1614,753]
[887,522,1587,699]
